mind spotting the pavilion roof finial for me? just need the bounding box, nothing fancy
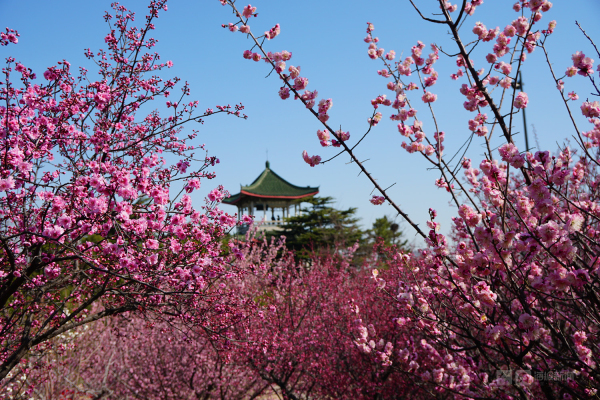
[266,160,270,169]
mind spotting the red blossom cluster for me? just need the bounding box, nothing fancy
[0,28,19,47]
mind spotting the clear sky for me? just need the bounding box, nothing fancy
[2,0,599,246]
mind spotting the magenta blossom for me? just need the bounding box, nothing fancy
[513,92,528,109]
[302,150,321,167]
[370,195,385,205]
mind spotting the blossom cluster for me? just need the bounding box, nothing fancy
[0,28,19,46]
[220,0,600,397]
[0,0,249,381]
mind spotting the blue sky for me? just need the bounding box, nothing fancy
[2,0,599,245]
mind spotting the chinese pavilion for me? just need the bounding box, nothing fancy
[223,161,319,232]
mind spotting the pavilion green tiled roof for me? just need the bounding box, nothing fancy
[223,161,319,205]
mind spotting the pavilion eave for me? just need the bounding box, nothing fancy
[239,190,319,200]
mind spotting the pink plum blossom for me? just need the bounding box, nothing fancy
[302,150,321,167]
[370,195,385,205]
[242,4,256,18]
[513,92,528,109]
[421,91,437,103]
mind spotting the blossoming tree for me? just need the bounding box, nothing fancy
[230,238,425,399]
[8,315,267,400]
[24,236,428,400]
[0,0,248,382]
[221,0,600,398]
